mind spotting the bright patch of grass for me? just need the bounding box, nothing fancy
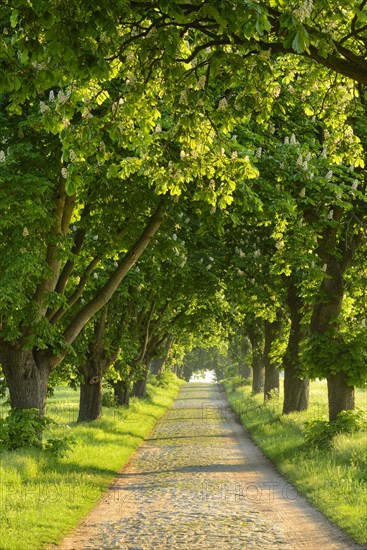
[224,379,367,546]
[0,376,184,550]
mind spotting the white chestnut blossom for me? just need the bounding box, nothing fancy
[326,170,333,181]
[327,209,334,220]
[57,89,71,104]
[300,187,306,198]
[218,97,228,111]
[39,101,51,114]
[294,0,313,22]
[61,167,68,179]
[197,75,206,90]
[0,150,5,162]
[23,227,29,237]
[322,263,328,272]
[69,149,77,162]
[49,90,55,102]
[82,108,93,119]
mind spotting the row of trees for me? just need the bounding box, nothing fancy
[0,1,366,423]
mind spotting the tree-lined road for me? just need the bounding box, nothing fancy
[58,383,361,549]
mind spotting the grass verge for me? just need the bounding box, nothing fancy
[0,374,184,550]
[223,379,367,546]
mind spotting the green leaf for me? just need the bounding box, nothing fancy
[65,179,76,196]
[292,26,310,54]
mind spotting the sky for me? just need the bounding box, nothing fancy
[190,370,216,382]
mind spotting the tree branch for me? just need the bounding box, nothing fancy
[60,201,165,354]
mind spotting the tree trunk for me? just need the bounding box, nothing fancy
[150,358,164,376]
[114,380,130,407]
[239,363,252,379]
[133,375,148,398]
[282,280,309,414]
[248,326,264,394]
[239,333,252,378]
[78,377,102,422]
[327,372,355,422]
[283,363,309,414]
[263,318,281,400]
[252,356,264,394]
[0,345,50,414]
[310,239,355,421]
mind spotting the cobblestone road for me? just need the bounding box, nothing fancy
[59,383,363,549]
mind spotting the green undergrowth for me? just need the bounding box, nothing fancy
[223,378,367,546]
[0,374,184,550]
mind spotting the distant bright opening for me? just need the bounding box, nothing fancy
[189,370,216,382]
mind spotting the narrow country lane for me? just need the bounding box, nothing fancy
[58,383,363,549]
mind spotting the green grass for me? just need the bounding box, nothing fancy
[0,375,184,550]
[224,379,367,546]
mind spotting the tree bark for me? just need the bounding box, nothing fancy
[282,280,309,414]
[327,372,355,422]
[0,345,50,414]
[133,374,148,398]
[77,307,117,422]
[150,357,164,376]
[114,380,130,407]
[78,376,103,422]
[309,221,362,421]
[248,326,264,394]
[263,318,281,400]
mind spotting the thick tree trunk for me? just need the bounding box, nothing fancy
[263,319,281,400]
[327,372,355,421]
[283,363,309,414]
[150,358,164,376]
[283,281,309,414]
[310,242,355,421]
[133,375,148,398]
[114,380,130,407]
[78,378,102,422]
[0,346,50,414]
